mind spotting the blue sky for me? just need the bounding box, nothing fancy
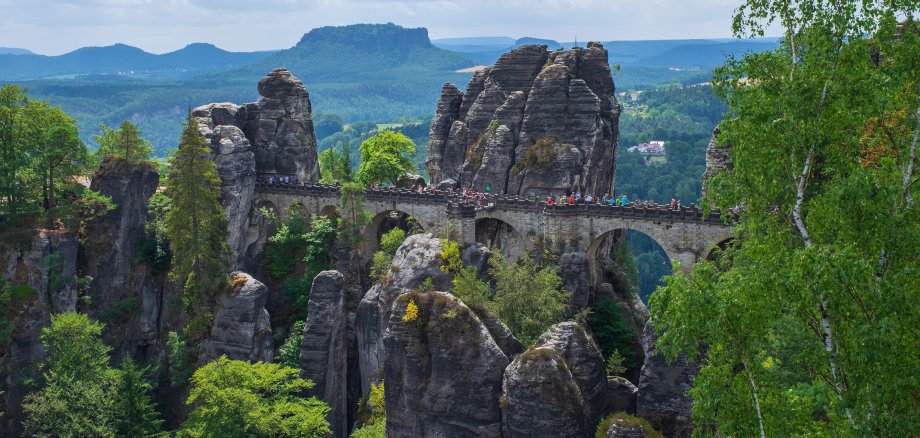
[0,0,761,55]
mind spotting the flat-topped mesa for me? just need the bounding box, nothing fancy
[426,42,620,197]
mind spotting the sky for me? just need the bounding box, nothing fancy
[0,0,757,55]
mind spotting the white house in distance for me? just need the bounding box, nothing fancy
[627,140,666,156]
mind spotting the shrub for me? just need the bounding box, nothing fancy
[511,136,565,174]
[595,412,662,438]
[100,298,139,323]
[379,228,406,255]
[402,300,419,323]
[276,321,305,369]
[439,239,462,273]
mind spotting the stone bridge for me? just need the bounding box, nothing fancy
[254,182,735,273]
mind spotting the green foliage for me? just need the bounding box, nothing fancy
[318,141,354,184]
[512,137,563,174]
[650,4,920,436]
[353,381,385,437]
[179,356,330,438]
[356,130,416,186]
[379,227,406,255]
[607,235,640,297]
[452,254,570,346]
[264,206,311,278]
[39,313,110,381]
[438,239,462,273]
[0,282,37,343]
[371,251,393,283]
[112,355,164,437]
[605,350,627,376]
[588,299,637,371]
[23,376,117,438]
[138,192,172,272]
[165,115,229,336]
[337,182,371,247]
[94,120,154,162]
[100,298,140,323]
[167,331,196,386]
[277,321,305,369]
[264,212,336,318]
[351,421,385,438]
[595,412,662,438]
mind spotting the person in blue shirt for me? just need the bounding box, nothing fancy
[620,194,628,206]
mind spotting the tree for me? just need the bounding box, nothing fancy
[111,356,164,437]
[356,130,415,186]
[0,85,29,220]
[337,181,371,247]
[165,115,229,338]
[95,120,154,162]
[179,356,330,438]
[650,3,920,436]
[276,321,305,369]
[22,313,116,437]
[318,141,353,184]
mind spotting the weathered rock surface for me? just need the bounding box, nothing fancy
[0,231,79,436]
[501,346,587,438]
[427,43,620,197]
[202,272,273,363]
[604,418,648,438]
[608,376,639,414]
[536,322,609,429]
[299,270,348,438]
[559,252,592,312]
[384,291,509,437]
[82,158,168,356]
[637,323,699,438]
[701,126,731,200]
[355,233,453,393]
[193,68,320,271]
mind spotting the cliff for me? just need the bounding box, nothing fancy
[426,43,620,196]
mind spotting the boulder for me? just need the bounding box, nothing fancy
[299,270,348,438]
[636,323,699,438]
[355,234,452,393]
[559,252,592,312]
[384,291,508,437]
[427,43,619,197]
[607,376,639,414]
[501,346,587,438]
[536,322,609,429]
[202,272,273,363]
[604,418,647,438]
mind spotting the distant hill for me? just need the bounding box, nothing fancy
[636,41,779,67]
[515,37,562,49]
[0,47,35,55]
[432,36,515,48]
[0,43,273,80]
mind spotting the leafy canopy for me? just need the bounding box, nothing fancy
[356,130,415,186]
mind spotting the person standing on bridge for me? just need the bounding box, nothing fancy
[547,196,554,205]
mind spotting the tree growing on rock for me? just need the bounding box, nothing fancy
[94,120,154,163]
[165,115,230,338]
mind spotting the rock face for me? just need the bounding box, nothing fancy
[607,376,639,414]
[604,418,648,438]
[355,233,453,394]
[193,68,320,271]
[0,231,79,436]
[536,322,609,428]
[501,346,587,438]
[81,158,169,357]
[701,126,732,199]
[384,291,509,437]
[559,252,592,312]
[202,272,273,363]
[299,270,349,438]
[427,43,620,197]
[637,323,699,438]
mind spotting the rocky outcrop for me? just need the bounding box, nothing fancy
[81,158,168,357]
[637,323,698,438]
[384,291,509,437]
[299,270,348,438]
[536,322,609,428]
[701,126,731,199]
[502,346,587,437]
[559,252,592,312]
[608,376,639,414]
[0,230,79,436]
[355,233,453,394]
[193,68,320,271]
[427,43,620,197]
[604,419,648,438]
[202,272,273,363]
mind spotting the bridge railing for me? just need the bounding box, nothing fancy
[254,181,729,225]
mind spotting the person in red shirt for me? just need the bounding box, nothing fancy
[568,196,575,205]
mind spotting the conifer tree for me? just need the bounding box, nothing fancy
[95,120,153,162]
[112,356,163,437]
[165,115,229,338]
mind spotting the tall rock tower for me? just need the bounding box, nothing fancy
[426,43,620,196]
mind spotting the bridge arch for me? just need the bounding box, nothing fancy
[703,230,736,262]
[359,209,425,261]
[475,217,526,262]
[586,228,674,303]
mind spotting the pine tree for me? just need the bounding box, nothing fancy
[112,356,163,437]
[165,115,229,338]
[95,120,153,162]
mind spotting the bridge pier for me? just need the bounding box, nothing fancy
[447,203,477,246]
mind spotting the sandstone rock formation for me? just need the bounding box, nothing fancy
[427,43,620,196]
[559,252,592,312]
[501,346,587,438]
[0,231,79,436]
[536,322,609,428]
[299,270,349,438]
[355,233,453,394]
[701,126,732,199]
[384,291,509,437]
[637,323,699,438]
[202,272,273,363]
[603,418,648,438]
[608,376,639,414]
[81,158,170,357]
[193,68,320,271]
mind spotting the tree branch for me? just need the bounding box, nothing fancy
[902,104,920,206]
